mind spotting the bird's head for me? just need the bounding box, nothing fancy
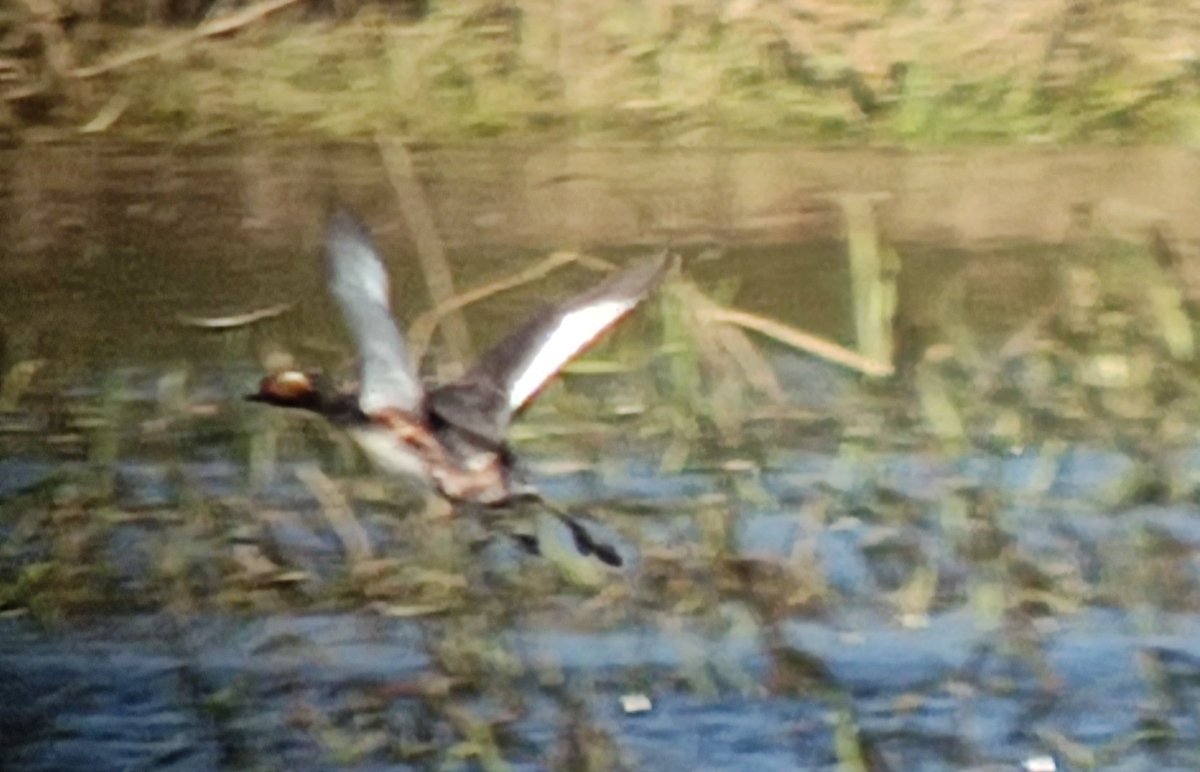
[246,370,323,411]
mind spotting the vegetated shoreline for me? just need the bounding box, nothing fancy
[4,0,1200,144]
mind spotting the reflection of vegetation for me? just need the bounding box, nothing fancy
[4,0,1200,140]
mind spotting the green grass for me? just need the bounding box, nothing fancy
[11,0,1200,143]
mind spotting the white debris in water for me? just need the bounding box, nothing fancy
[620,694,653,715]
[898,612,930,629]
[1022,755,1056,772]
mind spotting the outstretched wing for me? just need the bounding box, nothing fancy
[428,251,674,443]
[325,209,423,414]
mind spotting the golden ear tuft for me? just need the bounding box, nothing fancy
[264,370,314,399]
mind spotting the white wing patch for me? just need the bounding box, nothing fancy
[508,300,633,410]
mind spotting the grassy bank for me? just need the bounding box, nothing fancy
[5,0,1200,143]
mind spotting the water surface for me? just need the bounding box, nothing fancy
[2,142,1199,770]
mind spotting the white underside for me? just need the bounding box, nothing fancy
[347,427,430,487]
[508,300,633,410]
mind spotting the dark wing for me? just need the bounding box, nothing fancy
[428,251,674,443]
[325,209,424,414]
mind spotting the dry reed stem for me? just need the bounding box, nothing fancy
[711,306,894,378]
[377,136,472,376]
[73,0,306,79]
[79,93,130,133]
[176,302,292,329]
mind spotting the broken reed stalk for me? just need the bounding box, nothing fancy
[377,136,472,377]
[709,306,894,378]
